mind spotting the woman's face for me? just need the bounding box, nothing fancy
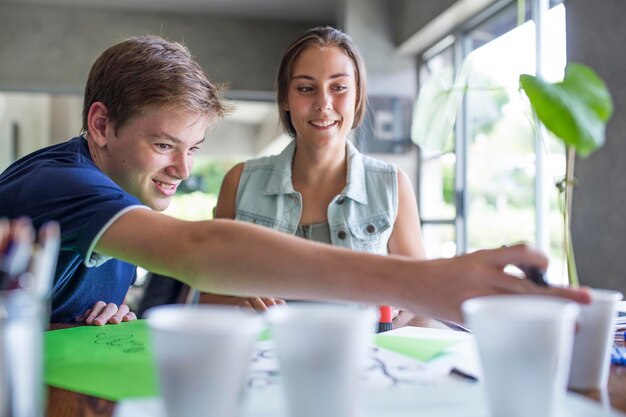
[285,46,357,148]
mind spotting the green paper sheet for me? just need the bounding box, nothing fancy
[374,334,458,362]
[44,320,158,401]
[45,321,272,401]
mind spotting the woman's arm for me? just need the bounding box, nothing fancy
[213,163,244,219]
[388,169,426,258]
[387,169,440,328]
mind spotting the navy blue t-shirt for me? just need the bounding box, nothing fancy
[0,136,145,322]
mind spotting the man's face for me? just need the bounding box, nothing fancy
[100,108,209,211]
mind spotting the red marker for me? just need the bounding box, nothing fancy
[377,305,393,333]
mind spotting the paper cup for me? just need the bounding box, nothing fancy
[463,295,579,417]
[147,305,262,417]
[568,288,623,390]
[266,304,376,417]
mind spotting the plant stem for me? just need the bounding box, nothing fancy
[565,147,575,221]
[564,146,579,287]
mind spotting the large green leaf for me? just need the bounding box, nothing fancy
[411,63,469,152]
[519,63,613,158]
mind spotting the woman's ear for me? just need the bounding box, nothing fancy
[86,102,111,147]
[282,99,290,112]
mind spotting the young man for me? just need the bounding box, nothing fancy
[0,35,589,325]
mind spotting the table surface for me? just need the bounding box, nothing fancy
[46,323,626,417]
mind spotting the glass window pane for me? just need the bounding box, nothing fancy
[465,5,536,251]
[422,223,456,259]
[468,1,531,52]
[418,46,456,222]
[463,2,567,283]
[543,4,567,284]
[420,152,456,220]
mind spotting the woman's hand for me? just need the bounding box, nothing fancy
[198,292,286,312]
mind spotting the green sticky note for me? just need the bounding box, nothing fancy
[44,320,158,401]
[258,327,272,341]
[374,334,458,362]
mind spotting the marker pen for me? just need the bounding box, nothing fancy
[449,367,478,382]
[526,267,548,286]
[377,305,393,333]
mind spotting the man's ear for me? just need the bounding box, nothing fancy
[86,102,111,147]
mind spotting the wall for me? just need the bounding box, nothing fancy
[566,0,626,292]
[0,3,324,94]
[0,3,323,165]
[342,0,417,97]
[0,93,50,170]
[339,0,434,196]
[205,120,264,159]
[49,95,83,143]
[391,0,457,46]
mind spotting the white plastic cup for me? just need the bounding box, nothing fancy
[266,304,376,417]
[568,288,623,390]
[146,305,262,417]
[463,295,579,417]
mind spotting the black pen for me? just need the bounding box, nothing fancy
[525,267,549,287]
[449,367,478,382]
[440,319,471,333]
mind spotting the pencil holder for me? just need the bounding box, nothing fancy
[0,289,47,417]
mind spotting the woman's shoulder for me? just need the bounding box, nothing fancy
[359,152,397,174]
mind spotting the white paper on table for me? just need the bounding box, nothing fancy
[379,326,481,379]
[114,327,625,417]
[247,339,452,390]
[114,384,625,417]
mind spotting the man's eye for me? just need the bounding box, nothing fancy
[188,146,200,154]
[156,144,172,151]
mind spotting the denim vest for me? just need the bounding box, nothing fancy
[235,141,398,255]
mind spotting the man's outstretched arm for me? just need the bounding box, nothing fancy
[96,209,590,323]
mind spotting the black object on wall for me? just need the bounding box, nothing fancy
[354,96,414,154]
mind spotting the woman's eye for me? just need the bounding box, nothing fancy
[333,85,348,92]
[297,86,314,93]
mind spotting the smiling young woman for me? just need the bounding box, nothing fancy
[200,27,428,327]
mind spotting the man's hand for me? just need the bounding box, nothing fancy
[405,244,591,323]
[75,301,137,326]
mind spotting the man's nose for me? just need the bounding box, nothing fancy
[169,152,191,180]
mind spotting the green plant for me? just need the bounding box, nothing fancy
[519,63,613,286]
[412,63,612,286]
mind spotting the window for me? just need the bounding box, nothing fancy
[418,44,457,259]
[418,0,567,283]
